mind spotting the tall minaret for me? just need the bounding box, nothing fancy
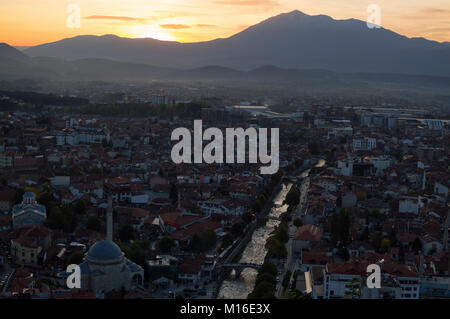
[422,170,426,191]
[106,195,113,242]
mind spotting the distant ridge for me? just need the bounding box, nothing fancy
[0,43,29,60]
[23,10,450,76]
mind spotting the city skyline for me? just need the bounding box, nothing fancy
[1,0,450,46]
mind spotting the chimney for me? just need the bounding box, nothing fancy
[107,195,113,241]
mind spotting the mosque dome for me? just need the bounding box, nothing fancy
[85,240,124,265]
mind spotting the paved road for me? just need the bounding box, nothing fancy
[275,175,310,298]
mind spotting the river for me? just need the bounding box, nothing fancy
[216,183,293,299]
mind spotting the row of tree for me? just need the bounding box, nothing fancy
[247,262,278,299]
[70,102,210,120]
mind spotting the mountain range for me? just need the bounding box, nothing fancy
[1,10,450,84]
[21,10,450,76]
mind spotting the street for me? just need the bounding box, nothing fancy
[275,173,310,298]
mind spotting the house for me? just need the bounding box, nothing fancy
[324,259,369,299]
[292,224,323,253]
[399,197,419,214]
[300,250,332,272]
[9,226,52,265]
[434,181,449,198]
[177,255,205,285]
[0,189,16,212]
[382,263,419,299]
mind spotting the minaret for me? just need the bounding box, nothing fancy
[107,195,113,241]
[422,170,426,191]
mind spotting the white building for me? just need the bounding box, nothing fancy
[399,197,419,214]
[352,137,376,151]
[12,192,47,228]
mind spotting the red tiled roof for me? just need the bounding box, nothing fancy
[294,224,323,242]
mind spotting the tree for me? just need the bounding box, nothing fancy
[308,141,320,155]
[280,212,291,223]
[359,227,370,241]
[344,278,361,299]
[74,200,86,215]
[265,237,287,259]
[124,244,147,268]
[13,189,24,204]
[86,217,101,231]
[67,251,84,265]
[118,224,135,242]
[221,234,234,249]
[159,236,175,253]
[230,221,245,237]
[249,281,275,299]
[259,262,278,277]
[283,185,300,207]
[381,238,391,253]
[45,206,64,230]
[242,211,253,224]
[356,192,367,201]
[370,231,383,252]
[293,218,303,227]
[249,261,278,299]
[169,183,178,205]
[330,208,350,246]
[388,228,397,247]
[37,192,56,207]
[412,237,422,254]
[135,239,150,251]
[191,228,217,253]
[282,271,291,290]
[273,222,289,243]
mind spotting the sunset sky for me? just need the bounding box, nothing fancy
[1,0,449,46]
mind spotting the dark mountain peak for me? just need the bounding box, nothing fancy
[270,9,334,22]
[101,34,120,39]
[281,10,309,17]
[0,43,28,60]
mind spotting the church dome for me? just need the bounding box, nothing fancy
[85,240,124,265]
[23,192,35,198]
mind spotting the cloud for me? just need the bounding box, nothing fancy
[84,15,145,22]
[195,24,217,28]
[421,8,450,15]
[214,0,279,7]
[160,24,191,29]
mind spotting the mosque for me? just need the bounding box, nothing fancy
[78,197,144,296]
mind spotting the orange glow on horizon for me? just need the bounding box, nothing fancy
[1,0,450,47]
